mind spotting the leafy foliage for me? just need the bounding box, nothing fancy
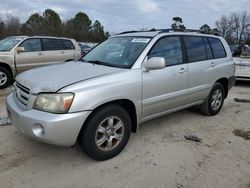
[0,9,107,42]
[171,17,186,31]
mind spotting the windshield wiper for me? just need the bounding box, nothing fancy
[85,60,118,68]
[88,60,104,65]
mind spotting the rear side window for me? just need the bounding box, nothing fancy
[148,36,183,66]
[208,38,226,59]
[62,40,75,50]
[42,39,64,51]
[184,36,207,62]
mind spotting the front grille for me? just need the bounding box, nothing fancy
[13,82,31,106]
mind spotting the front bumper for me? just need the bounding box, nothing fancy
[6,94,91,146]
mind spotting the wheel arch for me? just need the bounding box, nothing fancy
[0,62,14,82]
[79,99,138,138]
[215,78,229,98]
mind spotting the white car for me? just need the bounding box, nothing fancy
[234,45,250,81]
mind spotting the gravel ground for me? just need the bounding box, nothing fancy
[0,82,249,188]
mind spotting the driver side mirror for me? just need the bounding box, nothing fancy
[16,47,25,53]
[144,57,166,72]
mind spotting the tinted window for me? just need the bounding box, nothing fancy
[184,36,207,62]
[19,39,41,52]
[208,38,226,59]
[62,40,75,50]
[42,39,63,51]
[203,38,213,59]
[148,37,183,66]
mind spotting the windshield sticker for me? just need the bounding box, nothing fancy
[131,38,150,43]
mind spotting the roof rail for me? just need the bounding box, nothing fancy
[159,29,201,34]
[117,28,203,35]
[118,31,140,35]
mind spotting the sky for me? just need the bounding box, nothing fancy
[0,0,249,34]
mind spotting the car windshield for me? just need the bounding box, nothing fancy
[82,36,151,69]
[0,36,24,52]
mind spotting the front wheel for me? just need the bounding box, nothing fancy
[78,104,131,161]
[200,83,225,116]
[0,67,12,89]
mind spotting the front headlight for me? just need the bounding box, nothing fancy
[33,93,74,114]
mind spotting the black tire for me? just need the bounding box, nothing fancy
[200,82,225,116]
[78,104,131,161]
[0,67,12,89]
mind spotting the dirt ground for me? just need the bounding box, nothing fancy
[0,82,249,188]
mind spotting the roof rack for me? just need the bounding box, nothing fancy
[117,28,202,35]
[118,31,141,35]
[158,29,201,34]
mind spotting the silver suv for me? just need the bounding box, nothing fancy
[6,30,235,160]
[0,36,81,89]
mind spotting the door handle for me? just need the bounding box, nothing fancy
[211,62,216,67]
[179,68,187,73]
[61,51,65,54]
[38,52,43,56]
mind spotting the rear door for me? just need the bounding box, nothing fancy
[183,36,218,103]
[61,39,75,61]
[15,38,45,73]
[42,38,69,64]
[142,36,189,120]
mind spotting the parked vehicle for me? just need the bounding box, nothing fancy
[0,36,81,89]
[234,45,250,81]
[78,43,93,56]
[6,29,235,160]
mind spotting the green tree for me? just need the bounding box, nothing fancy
[73,12,92,31]
[68,12,92,41]
[20,23,31,35]
[105,31,110,38]
[62,19,75,38]
[0,17,5,39]
[171,17,186,31]
[43,9,62,36]
[200,24,211,34]
[91,20,106,42]
[26,13,45,34]
[6,15,21,36]
[212,28,220,36]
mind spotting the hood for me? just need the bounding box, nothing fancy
[16,61,123,93]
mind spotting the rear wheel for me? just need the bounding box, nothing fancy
[200,82,225,116]
[0,67,12,89]
[78,104,131,161]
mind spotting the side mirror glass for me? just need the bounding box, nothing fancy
[144,57,166,72]
[16,47,25,53]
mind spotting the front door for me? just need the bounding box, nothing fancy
[15,38,45,73]
[142,36,189,120]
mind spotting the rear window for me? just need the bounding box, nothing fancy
[42,39,64,51]
[208,38,226,59]
[184,36,207,62]
[62,40,75,50]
